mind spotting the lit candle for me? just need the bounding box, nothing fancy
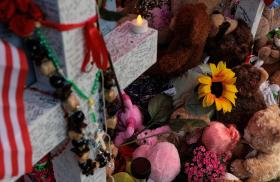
[131,15,148,34]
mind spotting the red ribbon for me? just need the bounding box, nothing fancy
[244,51,253,64]
[40,16,109,72]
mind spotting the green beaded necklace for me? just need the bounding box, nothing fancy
[35,28,101,124]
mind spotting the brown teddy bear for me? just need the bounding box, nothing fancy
[257,27,280,87]
[258,29,280,65]
[217,64,267,133]
[120,0,222,77]
[147,3,211,77]
[254,16,270,53]
[254,7,280,87]
[120,0,221,44]
[205,12,253,68]
[230,105,280,182]
[263,6,280,31]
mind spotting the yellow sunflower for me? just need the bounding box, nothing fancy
[198,61,238,113]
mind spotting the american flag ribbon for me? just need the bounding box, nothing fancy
[0,40,32,179]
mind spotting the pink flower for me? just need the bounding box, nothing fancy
[149,4,171,29]
[184,146,226,182]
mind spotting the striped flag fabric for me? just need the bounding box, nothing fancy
[0,40,32,179]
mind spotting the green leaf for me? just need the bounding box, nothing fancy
[198,64,211,74]
[185,92,214,116]
[148,94,173,125]
[173,69,201,105]
[169,119,208,132]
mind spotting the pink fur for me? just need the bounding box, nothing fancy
[114,91,143,146]
[133,142,180,182]
[137,125,171,146]
[202,121,240,159]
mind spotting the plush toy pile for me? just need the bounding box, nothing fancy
[107,0,280,182]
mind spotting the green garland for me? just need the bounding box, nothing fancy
[35,28,101,124]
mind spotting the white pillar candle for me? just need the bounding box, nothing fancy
[131,15,148,34]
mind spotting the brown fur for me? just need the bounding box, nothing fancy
[270,70,280,86]
[231,106,280,182]
[254,8,280,87]
[148,3,211,77]
[262,62,280,88]
[205,19,253,68]
[217,64,267,132]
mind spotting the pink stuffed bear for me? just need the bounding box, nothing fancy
[114,91,143,146]
[202,121,240,159]
[136,125,171,146]
[133,142,181,182]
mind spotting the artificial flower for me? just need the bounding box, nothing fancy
[15,0,32,12]
[198,61,238,113]
[0,0,16,22]
[185,146,226,182]
[1,0,43,37]
[28,3,43,20]
[9,14,35,37]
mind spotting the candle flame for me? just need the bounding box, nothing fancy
[136,15,143,25]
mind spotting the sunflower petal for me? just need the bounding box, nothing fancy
[198,76,212,85]
[198,84,211,95]
[223,77,237,84]
[210,63,218,77]
[198,91,208,99]
[224,84,238,93]
[202,93,215,107]
[217,61,226,72]
[212,76,224,82]
[222,91,237,105]
[219,69,235,81]
[208,94,215,106]
[221,98,232,113]
[215,98,223,111]
[202,96,208,107]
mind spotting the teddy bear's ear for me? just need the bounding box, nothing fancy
[225,18,238,35]
[215,22,230,40]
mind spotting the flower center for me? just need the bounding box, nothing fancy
[211,82,223,97]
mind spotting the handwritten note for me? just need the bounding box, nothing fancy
[34,0,96,80]
[105,22,158,89]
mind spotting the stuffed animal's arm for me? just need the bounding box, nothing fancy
[232,154,280,182]
[125,117,136,137]
[114,118,136,146]
[244,153,280,182]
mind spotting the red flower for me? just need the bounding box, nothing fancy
[9,14,35,37]
[28,3,43,20]
[264,0,274,6]
[15,0,43,20]
[0,0,16,22]
[15,0,32,12]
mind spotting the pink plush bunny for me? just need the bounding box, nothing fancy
[133,142,181,182]
[114,91,143,146]
[133,126,180,182]
[202,121,240,159]
[136,125,171,146]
